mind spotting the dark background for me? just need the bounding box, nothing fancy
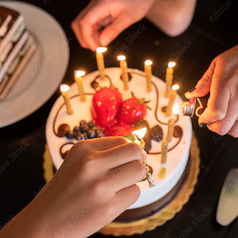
[0,0,238,237]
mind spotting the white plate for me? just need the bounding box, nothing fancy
[0,1,69,127]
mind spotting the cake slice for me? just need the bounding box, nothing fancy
[0,6,36,99]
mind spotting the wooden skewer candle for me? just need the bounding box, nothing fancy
[60,84,73,115]
[165,62,176,98]
[117,55,129,90]
[74,70,86,102]
[165,84,179,117]
[144,60,152,92]
[161,140,168,163]
[96,47,107,81]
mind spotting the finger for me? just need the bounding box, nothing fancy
[185,60,215,99]
[99,14,132,46]
[71,1,99,50]
[87,136,129,151]
[227,120,238,138]
[80,3,115,50]
[205,94,238,135]
[99,142,147,169]
[111,184,141,215]
[107,160,146,192]
[199,67,238,124]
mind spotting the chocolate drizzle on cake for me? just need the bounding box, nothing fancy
[119,72,132,82]
[52,93,94,137]
[90,75,112,90]
[60,142,74,159]
[57,123,70,137]
[173,125,183,138]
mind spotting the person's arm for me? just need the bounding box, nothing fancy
[185,45,238,137]
[1,137,146,238]
[146,0,197,37]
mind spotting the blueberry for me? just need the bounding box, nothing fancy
[65,130,74,140]
[87,129,96,139]
[88,120,96,128]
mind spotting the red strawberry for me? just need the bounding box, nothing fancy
[104,123,134,137]
[119,93,150,124]
[92,88,122,128]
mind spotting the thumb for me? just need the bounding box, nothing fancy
[185,61,215,99]
[99,15,131,46]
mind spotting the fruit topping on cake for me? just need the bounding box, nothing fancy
[91,87,122,128]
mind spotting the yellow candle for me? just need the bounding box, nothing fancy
[117,55,129,90]
[60,84,73,115]
[165,84,179,117]
[167,117,174,142]
[96,47,107,81]
[161,140,168,164]
[165,62,176,98]
[144,60,152,92]
[74,70,86,102]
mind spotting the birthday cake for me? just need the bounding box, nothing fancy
[0,6,36,99]
[46,67,192,221]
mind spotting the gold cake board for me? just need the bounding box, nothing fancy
[43,132,200,236]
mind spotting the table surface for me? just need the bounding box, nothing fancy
[1,0,238,237]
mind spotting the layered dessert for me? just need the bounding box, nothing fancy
[46,67,192,221]
[0,6,36,99]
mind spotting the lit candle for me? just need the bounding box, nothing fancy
[117,55,129,90]
[132,128,155,188]
[165,84,179,117]
[165,62,176,98]
[161,140,168,163]
[96,47,107,81]
[60,84,73,115]
[167,102,180,142]
[74,70,86,102]
[144,60,152,92]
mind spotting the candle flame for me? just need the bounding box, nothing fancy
[75,70,85,77]
[168,62,176,68]
[172,84,179,90]
[117,55,126,61]
[145,60,152,66]
[96,47,107,53]
[60,84,70,93]
[132,127,147,141]
[172,102,180,114]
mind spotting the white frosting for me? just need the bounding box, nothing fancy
[0,41,36,99]
[0,15,12,37]
[46,67,192,209]
[12,23,26,43]
[0,30,29,83]
[0,41,12,63]
[0,15,24,52]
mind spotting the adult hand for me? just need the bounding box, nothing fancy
[71,0,154,51]
[185,45,238,137]
[2,137,146,238]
